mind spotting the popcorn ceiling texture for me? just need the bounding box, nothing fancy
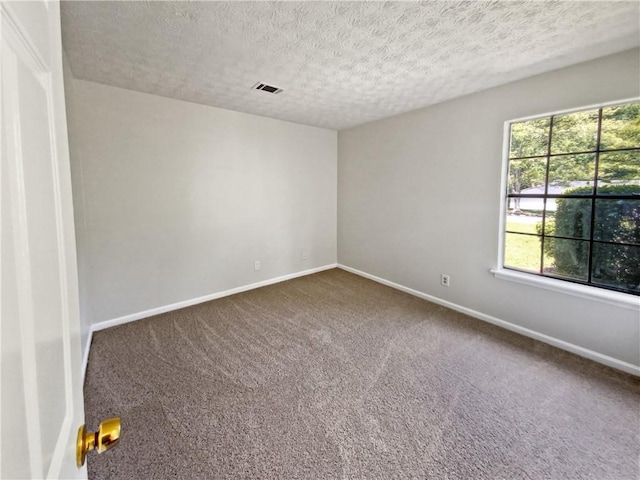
[61,1,640,130]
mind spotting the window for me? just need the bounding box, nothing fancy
[502,100,640,296]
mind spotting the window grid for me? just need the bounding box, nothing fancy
[538,115,554,277]
[509,146,639,162]
[586,109,604,284]
[504,104,640,296]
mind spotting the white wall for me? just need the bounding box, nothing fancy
[66,80,337,333]
[338,49,640,368]
[67,49,639,372]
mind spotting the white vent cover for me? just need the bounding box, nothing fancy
[252,82,283,94]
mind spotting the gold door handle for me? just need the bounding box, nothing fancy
[76,418,121,467]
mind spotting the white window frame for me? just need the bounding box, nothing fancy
[491,97,640,311]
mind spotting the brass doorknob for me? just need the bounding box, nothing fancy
[76,418,121,467]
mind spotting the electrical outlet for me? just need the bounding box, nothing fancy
[441,274,450,287]
[302,251,307,261]
[254,260,261,271]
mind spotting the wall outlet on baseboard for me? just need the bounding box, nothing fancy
[254,260,261,271]
[441,274,450,287]
[302,251,308,261]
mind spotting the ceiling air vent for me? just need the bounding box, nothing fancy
[252,82,283,94]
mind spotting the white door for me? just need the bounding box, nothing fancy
[1,0,86,478]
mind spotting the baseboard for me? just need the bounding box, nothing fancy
[83,263,337,379]
[82,262,639,379]
[337,264,640,377]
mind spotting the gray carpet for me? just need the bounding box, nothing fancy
[84,269,640,479]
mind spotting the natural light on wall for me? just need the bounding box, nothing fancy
[501,100,640,296]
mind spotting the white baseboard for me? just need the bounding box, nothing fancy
[82,263,337,380]
[337,264,640,377]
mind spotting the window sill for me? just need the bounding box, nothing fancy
[490,268,640,311]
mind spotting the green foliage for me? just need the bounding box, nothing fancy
[508,158,546,193]
[535,218,555,258]
[548,154,595,187]
[510,118,549,158]
[601,103,640,150]
[551,185,640,290]
[506,220,554,271]
[598,150,640,182]
[550,111,598,154]
[508,102,640,195]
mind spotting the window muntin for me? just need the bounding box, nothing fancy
[503,101,640,296]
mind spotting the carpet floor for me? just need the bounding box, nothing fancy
[84,269,640,479]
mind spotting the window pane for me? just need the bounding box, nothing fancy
[510,118,549,158]
[505,211,543,234]
[550,110,599,154]
[503,101,640,295]
[597,150,640,186]
[507,157,547,198]
[600,103,640,150]
[594,199,640,244]
[591,243,640,293]
[547,154,595,193]
[547,198,591,239]
[544,238,589,281]
[504,232,541,272]
[542,197,556,235]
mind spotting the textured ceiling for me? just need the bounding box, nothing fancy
[61,1,640,131]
